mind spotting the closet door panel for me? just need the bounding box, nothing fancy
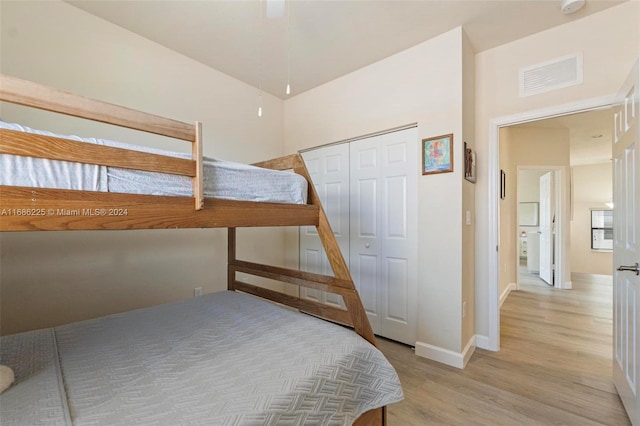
[300,145,349,308]
[302,128,417,345]
[350,136,382,330]
[385,257,409,322]
[377,130,418,344]
[352,254,380,317]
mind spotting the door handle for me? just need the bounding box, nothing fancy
[617,263,640,276]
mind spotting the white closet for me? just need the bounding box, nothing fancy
[300,128,418,345]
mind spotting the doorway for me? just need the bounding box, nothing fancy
[517,168,559,288]
[487,96,616,351]
[507,109,615,292]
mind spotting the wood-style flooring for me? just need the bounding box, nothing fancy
[378,274,629,425]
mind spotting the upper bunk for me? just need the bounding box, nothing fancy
[0,74,320,231]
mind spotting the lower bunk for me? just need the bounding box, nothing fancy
[0,290,403,425]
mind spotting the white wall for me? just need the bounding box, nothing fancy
[285,28,468,357]
[0,1,285,334]
[571,162,613,275]
[475,1,639,341]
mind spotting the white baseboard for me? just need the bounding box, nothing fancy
[475,334,491,350]
[415,336,476,369]
[500,283,516,307]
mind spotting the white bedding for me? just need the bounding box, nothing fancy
[0,291,403,425]
[0,121,308,204]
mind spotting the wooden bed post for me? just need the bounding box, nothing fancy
[228,228,237,291]
[193,121,204,210]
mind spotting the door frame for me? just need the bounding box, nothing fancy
[487,94,616,351]
[515,166,564,290]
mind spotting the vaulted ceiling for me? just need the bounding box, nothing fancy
[66,0,626,98]
[66,1,625,166]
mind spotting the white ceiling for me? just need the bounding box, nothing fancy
[66,0,626,99]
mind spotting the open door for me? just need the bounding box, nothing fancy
[539,171,555,285]
[613,60,640,425]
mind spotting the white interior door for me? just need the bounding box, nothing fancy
[539,172,554,285]
[350,128,418,345]
[299,144,349,309]
[613,60,640,425]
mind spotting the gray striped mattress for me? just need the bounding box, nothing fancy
[0,291,403,425]
[0,121,308,205]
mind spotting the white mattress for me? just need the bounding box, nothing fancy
[0,291,403,425]
[0,121,308,204]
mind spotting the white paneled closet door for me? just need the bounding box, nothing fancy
[300,144,350,309]
[299,127,417,345]
[349,129,418,345]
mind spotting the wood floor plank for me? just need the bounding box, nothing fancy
[378,274,629,425]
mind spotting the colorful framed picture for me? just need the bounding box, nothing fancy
[422,133,453,175]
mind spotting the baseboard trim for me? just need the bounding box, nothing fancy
[462,335,476,367]
[475,334,491,350]
[500,283,516,307]
[415,336,476,369]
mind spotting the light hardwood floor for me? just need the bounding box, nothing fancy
[378,274,629,425]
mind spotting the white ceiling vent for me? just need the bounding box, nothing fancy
[519,53,583,97]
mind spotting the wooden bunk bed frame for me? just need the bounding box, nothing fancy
[0,75,386,425]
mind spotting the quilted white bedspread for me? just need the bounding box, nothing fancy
[0,121,308,204]
[0,291,403,425]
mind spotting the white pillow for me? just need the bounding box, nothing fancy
[0,365,15,393]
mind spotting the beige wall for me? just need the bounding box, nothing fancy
[475,1,639,339]
[571,162,613,275]
[285,28,468,355]
[0,1,286,334]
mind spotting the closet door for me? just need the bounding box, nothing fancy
[350,128,418,345]
[299,144,349,308]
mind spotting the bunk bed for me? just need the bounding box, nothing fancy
[0,75,403,425]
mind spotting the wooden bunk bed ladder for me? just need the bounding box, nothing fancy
[227,154,377,347]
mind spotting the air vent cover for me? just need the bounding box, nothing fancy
[519,53,583,97]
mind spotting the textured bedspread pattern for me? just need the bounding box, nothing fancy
[0,121,308,204]
[0,329,71,425]
[0,291,403,425]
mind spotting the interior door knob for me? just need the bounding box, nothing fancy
[365,244,370,248]
[617,262,640,276]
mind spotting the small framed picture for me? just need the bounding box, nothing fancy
[422,133,453,175]
[464,141,476,183]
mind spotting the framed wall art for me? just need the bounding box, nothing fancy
[422,133,453,175]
